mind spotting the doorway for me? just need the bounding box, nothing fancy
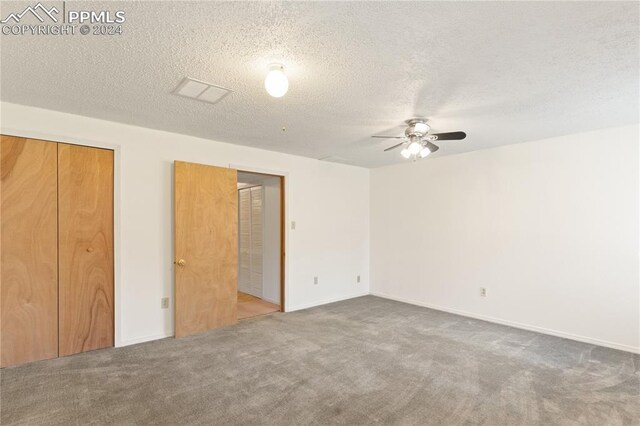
[237,171,283,320]
[174,162,285,338]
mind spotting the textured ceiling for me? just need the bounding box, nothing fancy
[1,1,638,167]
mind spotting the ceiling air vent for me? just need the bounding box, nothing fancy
[172,77,233,105]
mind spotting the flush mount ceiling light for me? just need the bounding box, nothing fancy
[264,64,289,98]
[372,118,467,161]
[173,77,233,105]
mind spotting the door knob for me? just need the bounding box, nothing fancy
[87,247,94,253]
[176,259,186,267]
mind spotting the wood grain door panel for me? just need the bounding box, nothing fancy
[174,161,238,338]
[58,143,114,356]
[1,136,59,367]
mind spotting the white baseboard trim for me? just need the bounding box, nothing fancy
[370,292,640,354]
[118,292,371,346]
[118,332,173,347]
[287,291,370,312]
[262,296,280,305]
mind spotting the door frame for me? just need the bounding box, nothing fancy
[231,164,288,312]
[1,129,123,346]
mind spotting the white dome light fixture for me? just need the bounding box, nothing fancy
[265,64,289,98]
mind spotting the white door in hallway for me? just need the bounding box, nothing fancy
[238,186,263,298]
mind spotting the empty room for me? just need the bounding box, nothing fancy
[0,1,638,425]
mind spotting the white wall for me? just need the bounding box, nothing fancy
[1,102,370,346]
[371,125,640,353]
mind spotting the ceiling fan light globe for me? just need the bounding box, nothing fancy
[400,148,411,159]
[408,141,422,155]
[419,147,431,158]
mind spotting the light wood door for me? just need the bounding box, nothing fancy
[58,143,114,356]
[1,136,59,367]
[174,161,238,338]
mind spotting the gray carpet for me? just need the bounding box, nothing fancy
[1,296,638,425]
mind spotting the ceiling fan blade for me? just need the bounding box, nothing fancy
[426,141,439,153]
[372,135,404,139]
[384,142,404,152]
[431,131,466,141]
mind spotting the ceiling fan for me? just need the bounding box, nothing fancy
[372,119,466,160]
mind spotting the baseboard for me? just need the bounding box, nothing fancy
[262,296,280,305]
[117,291,369,346]
[118,332,173,347]
[370,292,640,354]
[118,292,370,345]
[287,291,370,312]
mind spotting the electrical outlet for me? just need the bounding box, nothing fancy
[357,275,361,283]
[161,297,170,309]
[480,288,487,297]
[291,221,296,230]
[313,276,318,285]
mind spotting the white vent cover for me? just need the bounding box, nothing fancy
[173,77,232,105]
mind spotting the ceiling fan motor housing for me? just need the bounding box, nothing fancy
[404,119,430,137]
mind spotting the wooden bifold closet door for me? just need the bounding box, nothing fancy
[0,136,114,367]
[1,136,59,367]
[58,143,114,357]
